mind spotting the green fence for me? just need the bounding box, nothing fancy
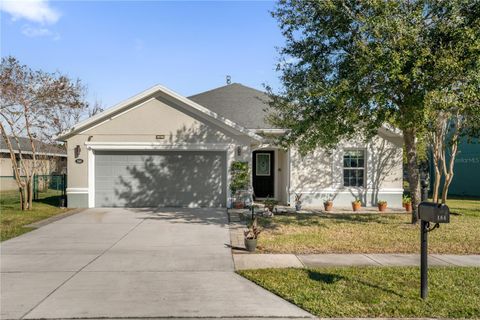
[0,174,66,201]
[33,174,67,201]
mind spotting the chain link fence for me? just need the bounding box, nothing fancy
[0,174,67,206]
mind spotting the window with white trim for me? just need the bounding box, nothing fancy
[343,150,365,187]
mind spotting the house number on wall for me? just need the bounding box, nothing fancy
[75,159,84,164]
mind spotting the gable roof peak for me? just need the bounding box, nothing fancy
[188,83,273,129]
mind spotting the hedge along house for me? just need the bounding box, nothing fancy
[57,83,404,209]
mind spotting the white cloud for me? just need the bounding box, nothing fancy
[21,24,60,39]
[22,25,51,37]
[1,0,60,25]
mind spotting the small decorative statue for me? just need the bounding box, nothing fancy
[294,193,303,211]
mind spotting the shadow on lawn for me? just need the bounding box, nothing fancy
[35,195,62,206]
[308,270,405,298]
[308,271,345,284]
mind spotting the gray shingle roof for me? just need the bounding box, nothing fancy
[189,83,274,129]
[0,136,66,156]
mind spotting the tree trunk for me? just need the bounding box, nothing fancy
[432,164,441,203]
[430,113,447,203]
[441,133,459,204]
[19,187,25,211]
[404,128,420,224]
[27,177,33,210]
[0,123,29,211]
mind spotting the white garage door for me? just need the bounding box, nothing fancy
[94,151,226,207]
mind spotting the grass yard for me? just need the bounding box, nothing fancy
[0,190,69,241]
[239,267,480,318]
[257,198,480,254]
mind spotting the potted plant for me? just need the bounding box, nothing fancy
[264,197,278,212]
[323,199,333,211]
[233,200,244,209]
[377,200,388,212]
[402,195,412,212]
[294,193,303,211]
[351,199,362,211]
[244,217,262,252]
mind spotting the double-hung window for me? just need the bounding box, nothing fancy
[343,150,365,187]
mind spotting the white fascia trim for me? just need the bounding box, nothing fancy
[78,98,157,135]
[380,124,403,137]
[251,129,287,135]
[56,84,264,142]
[66,187,89,194]
[252,144,284,150]
[0,149,67,157]
[88,148,95,208]
[56,86,162,140]
[84,142,232,151]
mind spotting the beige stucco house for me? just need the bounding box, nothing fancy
[1,137,67,191]
[57,83,403,208]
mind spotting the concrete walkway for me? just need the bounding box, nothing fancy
[1,208,312,320]
[233,253,480,270]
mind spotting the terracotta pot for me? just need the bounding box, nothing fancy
[352,202,361,211]
[324,202,333,211]
[404,203,412,212]
[234,202,244,209]
[378,203,387,212]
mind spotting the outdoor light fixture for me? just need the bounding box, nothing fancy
[236,146,242,156]
[156,135,165,139]
[74,145,81,158]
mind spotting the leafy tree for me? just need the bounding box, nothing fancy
[267,0,480,223]
[0,56,87,210]
[426,90,480,204]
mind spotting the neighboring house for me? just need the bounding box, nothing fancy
[0,136,67,191]
[57,83,403,208]
[429,138,480,197]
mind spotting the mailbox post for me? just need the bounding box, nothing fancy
[418,202,450,299]
[420,219,428,299]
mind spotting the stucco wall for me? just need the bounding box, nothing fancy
[0,154,66,191]
[65,97,251,208]
[289,130,403,208]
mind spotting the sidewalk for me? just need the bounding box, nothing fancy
[233,253,480,270]
[228,209,480,270]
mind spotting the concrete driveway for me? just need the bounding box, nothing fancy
[1,208,311,319]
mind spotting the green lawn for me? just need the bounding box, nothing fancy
[1,190,69,241]
[257,198,480,254]
[239,267,480,318]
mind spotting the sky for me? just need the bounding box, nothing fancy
[1,0,284,109]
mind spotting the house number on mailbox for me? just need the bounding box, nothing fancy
[75,159,84,164]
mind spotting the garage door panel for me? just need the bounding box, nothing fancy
[94,151,226,208]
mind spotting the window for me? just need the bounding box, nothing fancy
[256,153,271,176]
[343,150,365,187]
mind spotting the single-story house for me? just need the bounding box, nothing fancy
[57,83,403,208]
[1,136,67,191]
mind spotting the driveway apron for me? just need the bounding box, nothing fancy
[1,208,311,319]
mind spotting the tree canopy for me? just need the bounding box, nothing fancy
[269,0,479,150]
[268,0,480,221]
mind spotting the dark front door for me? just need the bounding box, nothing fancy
[252,150,274,198]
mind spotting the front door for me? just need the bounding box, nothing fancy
[252,150,274,198]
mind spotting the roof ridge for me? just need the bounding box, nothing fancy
[188,83,266,98]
